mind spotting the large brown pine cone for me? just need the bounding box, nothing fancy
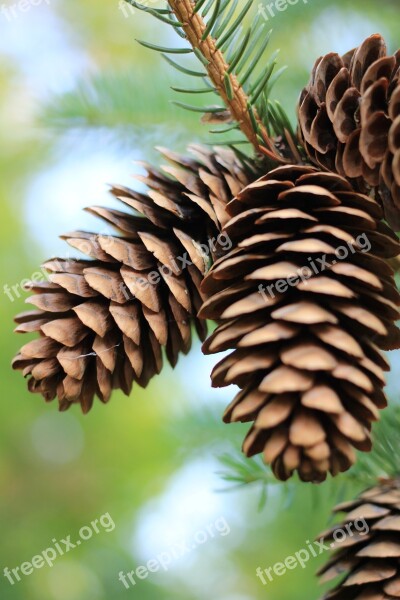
[297,34,400,228]
[199,165,400,483]
[12,146,255,413]
[318,478,400,599]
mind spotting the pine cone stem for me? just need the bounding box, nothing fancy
[168,0,270,153]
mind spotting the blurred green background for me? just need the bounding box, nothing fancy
[1,1,399,599]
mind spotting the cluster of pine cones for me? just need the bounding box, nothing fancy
[12,34,400,484]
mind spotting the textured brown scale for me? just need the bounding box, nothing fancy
[13,146,255,413]
[199,165,400,483]
[318,479,400,599]
[297,34,400,229]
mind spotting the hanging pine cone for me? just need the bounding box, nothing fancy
[12,145,255,413]
[297,34,400,229]
[199,165,400,483]
[318,478,400,599]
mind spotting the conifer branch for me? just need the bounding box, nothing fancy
[167,0,271,153]
[129,0,291,158]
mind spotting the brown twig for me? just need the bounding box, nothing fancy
[168,0,274,155]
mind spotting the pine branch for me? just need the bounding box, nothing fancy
[128,0,289,158]
[38,71,197,133]
[168,0,270,152]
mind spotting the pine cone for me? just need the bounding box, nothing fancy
[12,145,254,413]
[297,34,400,228]
[199,165,400,483]
[318,478,400,599]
